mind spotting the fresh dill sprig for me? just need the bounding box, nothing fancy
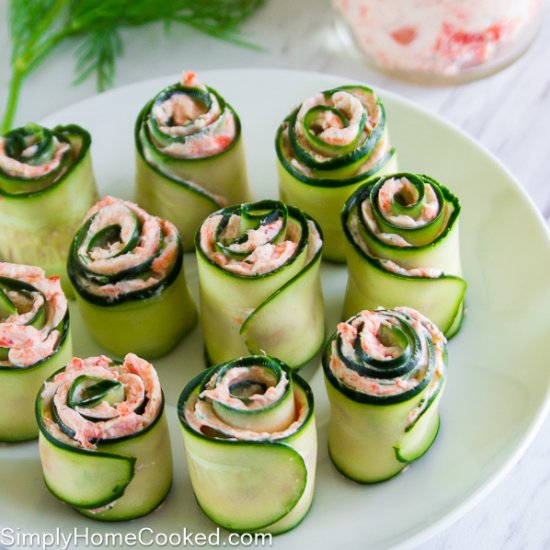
[2,0,265,133]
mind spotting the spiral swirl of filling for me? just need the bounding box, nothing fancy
[199,200,322,276]
[325,307,446,406]
[68,196,182,303]
[183,356,311,441]
[39,353,163,450]
[0,124,86,194]
[278,85,392,180]
[0,262,68,368]
[140,71,237,164]
[343,172,461,277]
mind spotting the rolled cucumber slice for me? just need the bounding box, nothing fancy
[178,355,317,534]
[36,354,173,521]
[196,200,324,369]
[135,73,252,251]
[0,322,71,442]
[68,196,197,359]
[322,308,447,483]
[0,263,72,442]
[0,124,98,295]
[341,172,467,338]
[275,85,398,262]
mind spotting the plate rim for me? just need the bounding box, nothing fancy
[31,67,550,549]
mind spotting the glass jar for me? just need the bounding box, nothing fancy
[333,0,544,83]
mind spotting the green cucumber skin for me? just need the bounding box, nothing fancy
[277,149,398,263]
[134,103,252,253]
[178,369,316,534]
[341,175,467,337]
[73,267,197,360]
[0,326,72,443]
[342,236,467,337]
[38,410,173,521]
[323,374,443,484]
[0,127,98,296]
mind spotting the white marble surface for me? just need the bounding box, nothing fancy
[0,1,549,549]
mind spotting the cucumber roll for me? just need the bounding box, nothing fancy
[342,173,466,338]
[178,355,316,534]
[0,263,71,442]
[135,71,252,250]
[68,196,197,359]
[36,353,172,521]
[275,85,397,262]
[196,200,324,369]
[0,124,98,294]
[322,307,446,483]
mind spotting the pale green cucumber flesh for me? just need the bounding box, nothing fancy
[240,250,324,369]
[134,97,251,252]
[395,414,441,463]
[343,249,466,337]
[183,433,307,531]
[0,125,98,296]
[196,207,320,367]
[0,319,72,442]
[73,267,197,360]
[39,434,135,509]
[445,301,465,339]
[178,369,315,532]
[323,372,443,483]
[37,382,173,521]
[328,445,406,484]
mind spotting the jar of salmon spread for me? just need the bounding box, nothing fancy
[333,0,544,83]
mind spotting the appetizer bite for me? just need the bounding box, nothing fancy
[0,262,71,442]
[36,353,172,520]
[341,172,466,337]
[323,307,447,483]
[196,200,324,369]
[178,355,316,534]
[0,124,98,294]
[68,196,197,359]
[135,70,252,250]
[276,85,397,262]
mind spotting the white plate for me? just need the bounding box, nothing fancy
[1,69,549,550]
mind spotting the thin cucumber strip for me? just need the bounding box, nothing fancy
[196,201,325,369]
[39,435,135,508]
[178,356,317,534]
[68,196,197,359]
[241,248,324,368]
[276,84,397,262]
[341,172,467,337]
[0,288,17,318]
[395,393,443,463]
[0,124,98,296]
[185,435,306,532]
[322,308,446,483]
[135,73,252,251]
[0,263,72,442]
[36,354,173,521]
